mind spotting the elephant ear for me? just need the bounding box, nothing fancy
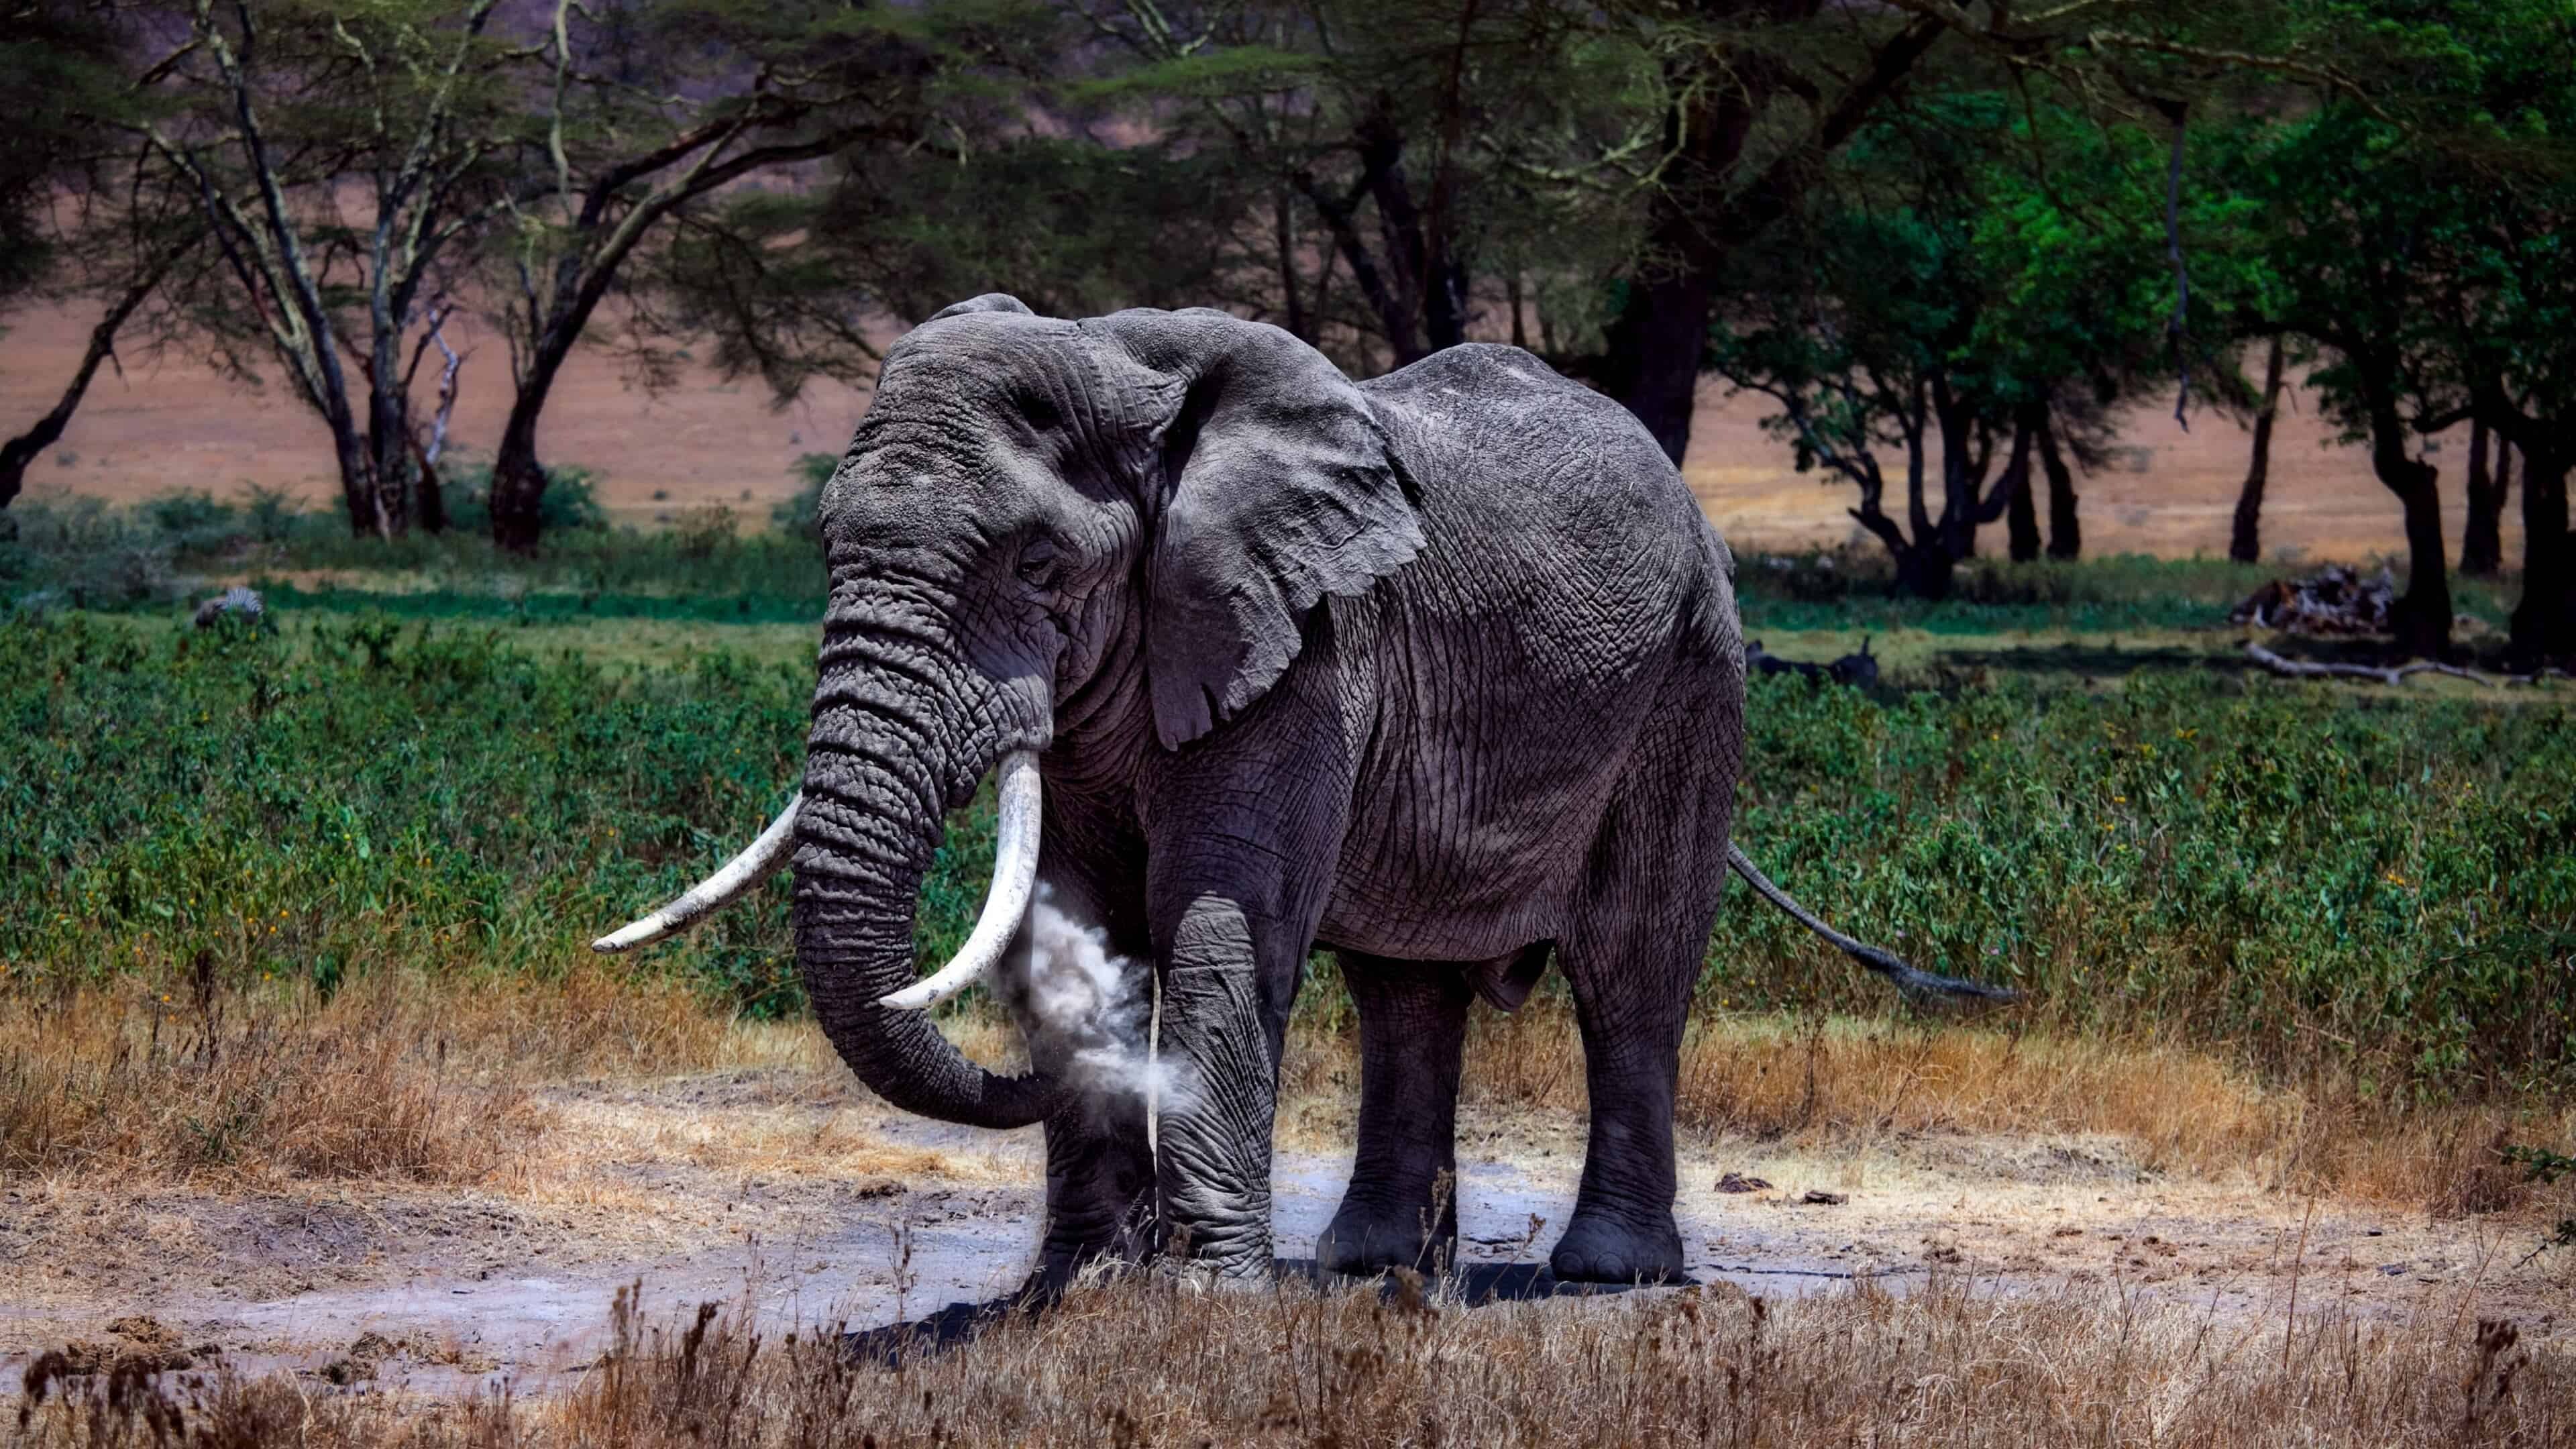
[1084,309,1424,750]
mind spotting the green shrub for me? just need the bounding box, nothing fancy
[772,453,835,543]
[440,456,608,535]
[140,488,239,544]
[0,496,187,607]
[239,482,309,545]
[5,613,2567,1097]
[0,614,971,1019]
[1729,548,2520,633]
[1715,670,2575,1095]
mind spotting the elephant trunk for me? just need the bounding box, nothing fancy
[792,594,1055,1130]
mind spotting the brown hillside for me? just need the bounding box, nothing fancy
[1,298,2516,564]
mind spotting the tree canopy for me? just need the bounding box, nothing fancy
[5,0,2574,659]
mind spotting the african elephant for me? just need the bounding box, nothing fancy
[599,296,2010,1287]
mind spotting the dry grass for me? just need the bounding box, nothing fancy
[1285,1001,2576,1210]
[0,963,731,1186]
[7,967,2567,1218]
[19,1267,2575,1446]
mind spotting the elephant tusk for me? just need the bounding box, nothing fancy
[592,794,802,953]
[878,750,1041,1012]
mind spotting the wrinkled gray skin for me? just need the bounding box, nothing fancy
[798,294,1743,1287]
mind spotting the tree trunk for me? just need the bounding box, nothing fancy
[1929,380,1993,565]
[490,402,550,553]
[1598,270,1711,465]
[2230,333,2286,564]
[2461,419,2507,578]
[415,459,447,534]
[328,411,382,539]
[1274,189,1307,344]
[1893,543,1955,600]
[2387,467,2453,659]
[490,290,584,552]
[2364,398,2451,659]
[1597,40,1750,467]
[363,377,413,539]
[2006,405,2043,563]
[2510,446,2571,661]
[410,325,462,536]
[2039,415,2081,559]
[1,260,178,515]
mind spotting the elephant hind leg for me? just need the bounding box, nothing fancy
[1549,710,1734,1284]
[1318,952,1477,1276]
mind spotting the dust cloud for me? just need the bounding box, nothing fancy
[1019,890,1197,1128]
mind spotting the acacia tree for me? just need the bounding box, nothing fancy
[2425,16,2576,659]
[478,0,1058,551]
[1056,0,1623,371]
[1582,0,2328,464]
[129,0,531,537]
[1707,96,2186,594]
[2202,0,2576,662]
[2227,104,2471,658]
[0,1,199,518]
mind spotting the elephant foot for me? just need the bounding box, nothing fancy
[1317,1202,1454,1277]
[1022,1246,1128,1305]
[1026,1215,1156,1303]
[1549,1212,1686,1285]
[1159,1208,1275,1278]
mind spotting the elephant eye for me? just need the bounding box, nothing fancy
[1016,539,1063,588]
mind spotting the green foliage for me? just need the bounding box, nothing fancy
[2506,1144,2575,1186]
[0,0,133,299]
[797,135,1251,330]
[8,602,2571,1097]
[1705,93,2218,592]
[239,484,305,546]
[0,496,190,608]
[0,614,990,1019]
[2507,1143,2576,1252]
[772,454,837,544]
[1715,669,2576,1095]
[441,458,607,535]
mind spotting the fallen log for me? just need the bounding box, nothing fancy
[2243,641,2538,688]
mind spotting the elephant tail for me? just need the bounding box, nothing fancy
[1725,845,2023,1014]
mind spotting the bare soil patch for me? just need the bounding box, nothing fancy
[5,1057,2567,1404]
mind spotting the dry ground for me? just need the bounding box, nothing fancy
[1,299,2522,562]
[5,972,2569,1433]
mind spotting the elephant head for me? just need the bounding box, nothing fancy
[596,296,1423,1128]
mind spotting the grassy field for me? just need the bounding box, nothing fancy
[9,586,2568,1088]
[5,494,2573,1438]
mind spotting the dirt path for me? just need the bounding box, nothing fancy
[5,1070,2566,1400]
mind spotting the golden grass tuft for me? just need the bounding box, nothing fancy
[0,962,730,1185]
[19,1269,2575,1446]
[9,967,2567,1217]
[1287,1000,2576,1207]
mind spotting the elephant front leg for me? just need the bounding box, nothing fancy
[989,885,1158,1296]
[1030,1096,1155,1296]
[1152,894,1299,1275]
